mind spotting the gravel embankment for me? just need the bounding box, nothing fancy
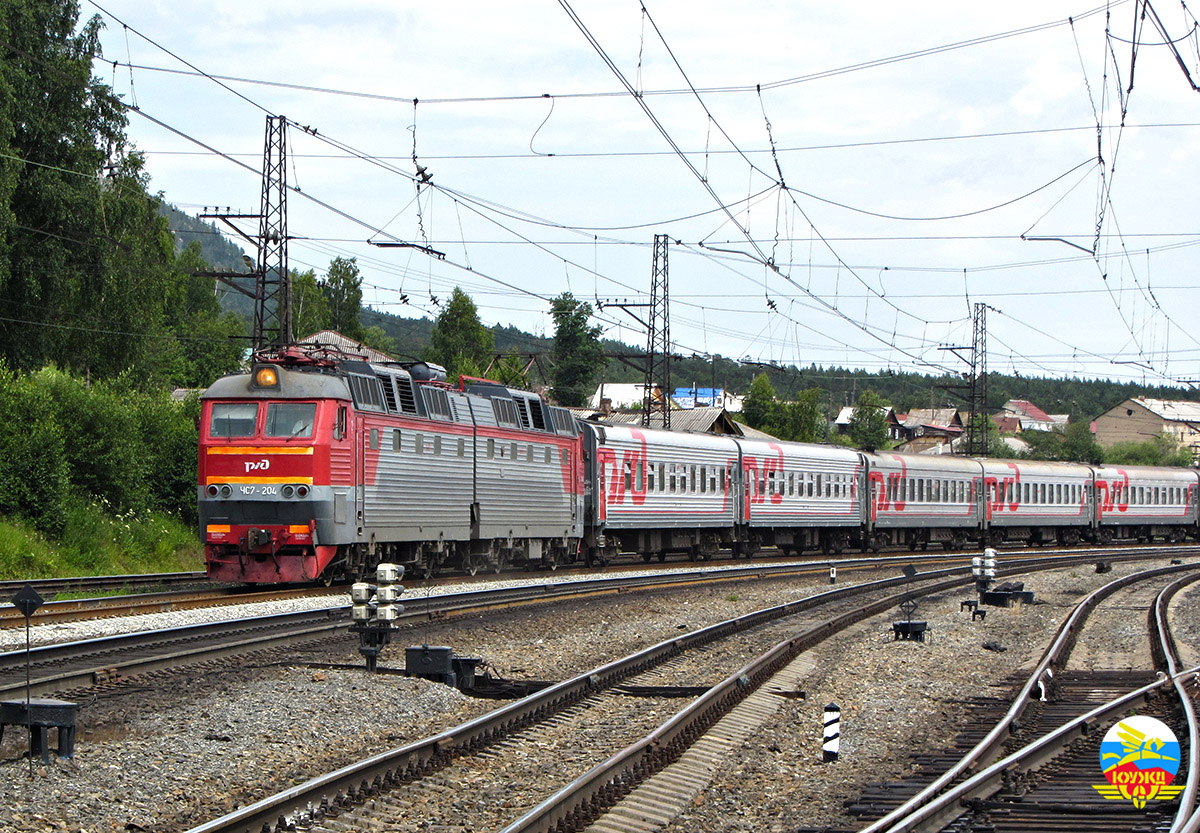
[0,558,1191,833]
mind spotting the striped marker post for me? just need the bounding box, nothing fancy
[823,702,841,763]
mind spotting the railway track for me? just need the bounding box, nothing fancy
[829,563,1200,833]
[0,584,345,627]
[186,565,972,833]
[179,551,1177,833]
[0,543,1185,629]
[2,551,1179,701]
[0,559,950,699]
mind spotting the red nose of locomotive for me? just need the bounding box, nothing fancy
[199,368,332,583]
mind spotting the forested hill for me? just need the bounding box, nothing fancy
[162,205,249,272]
[356,305,1198,422]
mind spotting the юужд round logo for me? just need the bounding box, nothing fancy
[1094,715,1184,808]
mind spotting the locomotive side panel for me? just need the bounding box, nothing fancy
[474,428,580,540]
[360,416,475,541]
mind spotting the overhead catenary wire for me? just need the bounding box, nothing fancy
[77,0,1200,382]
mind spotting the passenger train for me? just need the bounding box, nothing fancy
[198,344,1199,584]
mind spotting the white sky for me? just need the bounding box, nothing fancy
[85,0,1200,388]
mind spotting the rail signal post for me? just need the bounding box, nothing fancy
[349,564,405,672]
[11,584,41,776]
[3,585,78,774]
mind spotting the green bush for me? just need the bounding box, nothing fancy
[0,365,69,533]
[0,363,202,576]
[54,496,203,576]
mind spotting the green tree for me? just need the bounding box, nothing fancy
[549,292,603,406]
[322,256,364,340]
[158,242,245,387]
[292,267,330,339]
[1061,420,1103,463]
[848,389,889,450]
[0,362,68,532]
[773,388,825,443]
[427,287,494,379]
[0,1,136,374]
[1104,434,1193,467]
[742,373,777,430]
[360,325,397,357]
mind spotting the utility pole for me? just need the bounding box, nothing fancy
[196,115,291,350]
[643,234,670,429]
[937,302,990,456]
[256,115,290,348]
[596,234,673,429]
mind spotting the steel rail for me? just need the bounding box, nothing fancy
[185,566,979,833]
[0,585,349,626]
[0,571,210,598]
[0,552,1173,700]
[858,562,1200,833]
[890,671,1188,833]
[0,559,958,698]
[496,577,974,833]
[183,550,1177,833]
[1156,572,1200,833]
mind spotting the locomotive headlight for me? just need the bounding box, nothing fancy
[296,485,309,498]
[252,367,279,388]
[206,484,219,497]
[219,484,233,498]
[282,485,295,498]
[252,365,280,389]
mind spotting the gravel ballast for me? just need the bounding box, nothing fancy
[0,558,1192,832]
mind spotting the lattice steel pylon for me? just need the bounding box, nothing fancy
[642,234,671,429]
[254,115,290,349]
[966,303,989,456]
[936,302,989,456]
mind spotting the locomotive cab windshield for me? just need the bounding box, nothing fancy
[207,401,317,440]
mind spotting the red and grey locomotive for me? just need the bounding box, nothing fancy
[199,345,583,583]
[200,344,1200,584]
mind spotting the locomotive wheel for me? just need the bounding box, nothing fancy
[641,552,654,563]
